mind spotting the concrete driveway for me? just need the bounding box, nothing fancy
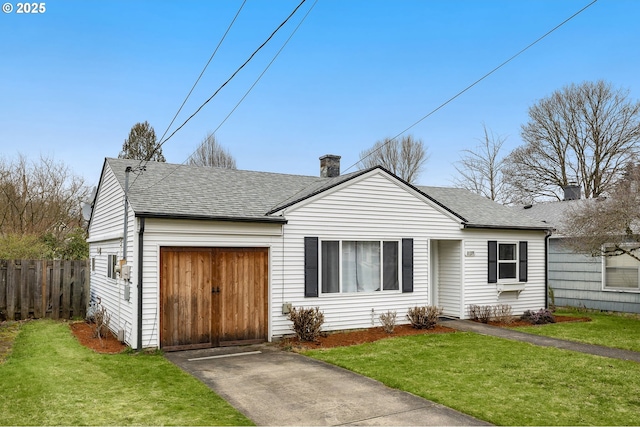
[165,344,489,426]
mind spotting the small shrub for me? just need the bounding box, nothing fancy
[548,287,556,312]
[477,305,494,324]
[288,306,324,342]
[406,305,442,329]
[493,304,514,325]
[521,308,556,325]
[86,298,111,346]
[378,310,397,334]
[468,304,480,321]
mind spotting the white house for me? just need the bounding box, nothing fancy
[87,155,550,350]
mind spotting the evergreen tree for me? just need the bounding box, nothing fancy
[118,121,166,162]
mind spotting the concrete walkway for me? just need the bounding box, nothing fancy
[166,320,640,426]
[165,344,490,426]
[444,319,640,363]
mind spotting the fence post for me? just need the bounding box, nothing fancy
[7,261,18,320]
[20,259,30,319]
[0,260,6,319]
[62,261,72,319]
[51,260,61,320]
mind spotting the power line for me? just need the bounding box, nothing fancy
[194,0,319,156]
[156,0,247,147]
[342,0,599,174]
[128,1,246,190]
[145,0,307,164]
[138,0,318,192]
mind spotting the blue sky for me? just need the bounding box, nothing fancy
[1,0,639,188]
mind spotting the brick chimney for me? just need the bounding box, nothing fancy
[320,154,341,178]
[563,183,581,201]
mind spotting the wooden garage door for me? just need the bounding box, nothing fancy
[160,247,268,350]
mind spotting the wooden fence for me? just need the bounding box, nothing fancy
[0,259,89,321]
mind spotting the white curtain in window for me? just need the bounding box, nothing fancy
[343,241,380,292]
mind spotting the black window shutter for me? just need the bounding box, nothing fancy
[519,241,528,282]
[304,237,319,297]
[402,238,413,293]
[488,241,497,283]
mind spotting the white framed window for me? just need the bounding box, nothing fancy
[107,255,118,279]
[498,242,518,281]
[604,248,640,290]
[320,240,400,293]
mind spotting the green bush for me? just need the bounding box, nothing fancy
[0,234,51,259]
[0,228,88,260]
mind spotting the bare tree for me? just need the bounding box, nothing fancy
[187,133,237,169]
[504,80,640,202]
[454,125,509,203]
[358,135,428,184]
[118,121,166,162]
[563,162,640,262]
[0,154,90,258]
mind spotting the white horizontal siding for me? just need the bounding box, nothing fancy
[88,163,135,344]
[272,171,462,337]
[88,164,125,241]
[97,167,550,348]
[437,240,461,317]
[460,229,547,317]
[88,240,134,344]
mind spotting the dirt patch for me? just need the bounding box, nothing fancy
[0,321,24,363]
[70,321,128,354]
[280,315,591,351]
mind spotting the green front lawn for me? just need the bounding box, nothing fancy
[0,320,252,426]
[514,309,640,352]
[305,332,640,426]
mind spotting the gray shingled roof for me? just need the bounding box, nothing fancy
[106,158,321,223]
[513,199,586,233]
[102,158,549,230]
[419,186,550,230]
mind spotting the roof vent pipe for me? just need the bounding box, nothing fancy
[320,154,341,178]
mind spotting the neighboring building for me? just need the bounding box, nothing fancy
[88,156,550,350]
[517,186,640,314]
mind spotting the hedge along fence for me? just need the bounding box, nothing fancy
[0,259,90,321]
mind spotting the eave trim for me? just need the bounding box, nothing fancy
[134,211,287,224]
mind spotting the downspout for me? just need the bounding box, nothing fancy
[544,230,551,309]
[123,167,131,261]
[136,217,145,350]
[119,167,132,337]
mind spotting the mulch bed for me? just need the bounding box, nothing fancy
[280,315,591,351]
[482,314,591,328]
[70,321,128,354]
[68,315,591,354]
[281,324,456,350]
